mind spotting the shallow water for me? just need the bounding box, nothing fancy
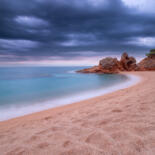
[0,66,130,120]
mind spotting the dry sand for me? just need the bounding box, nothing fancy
[0,71,155,155]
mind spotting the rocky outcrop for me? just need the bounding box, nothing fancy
[77,53,138,74]
[99,57,120,73]
[77,52,155,74]
[137,57,155,71]
[120,53,137,71]
[77,57,121,74]
[77,66,102,73]
[148,54,155,59]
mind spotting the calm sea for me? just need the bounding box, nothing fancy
[0,66,130,121]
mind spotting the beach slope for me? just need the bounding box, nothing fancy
[0,72,155,155]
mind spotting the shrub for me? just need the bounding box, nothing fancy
[146,49,155,57]
[150,49,155,53]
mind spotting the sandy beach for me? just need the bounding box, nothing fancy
[0,71,155,155]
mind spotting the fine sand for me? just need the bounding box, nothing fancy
[0,71,155,155]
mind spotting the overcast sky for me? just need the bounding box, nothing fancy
[0,0,155,66]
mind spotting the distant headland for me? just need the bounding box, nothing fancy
[77,49,155,74]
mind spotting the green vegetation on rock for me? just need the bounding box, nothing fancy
[146,49,155,57]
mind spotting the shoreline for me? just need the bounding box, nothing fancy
[0,71,155,155]
[0,72,142,125]
[0,72,140,122]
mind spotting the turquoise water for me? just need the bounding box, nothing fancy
[0,66,129,120]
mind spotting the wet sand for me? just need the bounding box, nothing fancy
[0,71,155,155]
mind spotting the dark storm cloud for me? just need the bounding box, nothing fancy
[0,0,155,62]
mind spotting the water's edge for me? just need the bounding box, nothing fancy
[0,73,140,122]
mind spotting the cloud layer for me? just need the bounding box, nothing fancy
[0,0,155,64]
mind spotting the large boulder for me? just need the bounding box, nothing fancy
[99,57,120,73]
[138,57,155,71]
[120,52,137,71]
[77,57,120,74]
